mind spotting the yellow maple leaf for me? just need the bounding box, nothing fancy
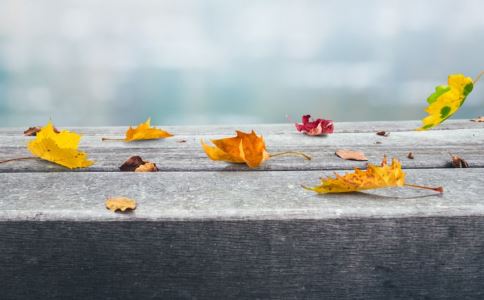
[27,121,94,169]
[304,157,406,193]
[202,130,270,168]
[417,74,474,131]
[125,118,173,141]
[304,157,443,194]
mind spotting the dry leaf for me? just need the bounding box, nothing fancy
[304,157,405,193]
[470,116,484,122]
[418,74,474,130]
[27,121,94,169]
[177,140,187,143]
[295,115,334,136]
[120,156,158,172]
[202,130,270,168]
[407,152,414,159]
[135,162,159,172]
[449,153,469,168]
[376,131,390,137]
[125,118,173,141]
[24,126,59,136]
[105,197,137,212]
[335,149,368,161]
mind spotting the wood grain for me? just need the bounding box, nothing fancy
[0,125,482,172]
[1,218,484,299]
[1,169,482,221]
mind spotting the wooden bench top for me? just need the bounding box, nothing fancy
[1,119,484,299]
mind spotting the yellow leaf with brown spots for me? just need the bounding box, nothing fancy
[27,121,94,169]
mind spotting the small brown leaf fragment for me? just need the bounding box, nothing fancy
[135,162,159,172]
[375,141,382,145]
[24,126,59,136]
[105,197,137,212]
[470,116,484,122]
[407,152,414,159]
[120,156,146,171]
[177,140,187,143]
[449,153,469,168]
[335,149,368,161]
[376,131,390,137]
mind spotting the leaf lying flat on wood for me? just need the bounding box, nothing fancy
[120,156,158,172]
[105,197,137,212]
[335,149,368,161]
[376,131,390,137]
[304,156,443,194]
[27,121,93,169]
[449,153,469,168]
[470,116,484,122]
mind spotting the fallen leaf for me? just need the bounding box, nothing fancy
[470,116,484,122]
[177,140,187,143]
[417,74,474,130]
[125,118,173,141]
[375,141,382,145]
[135,162,159,172]
[449,153,469,168]
[105,197,137,212]
[103,118,173,142]
[376,131,390,137]
[295,115,334,136]
[27,121,94,169]
[202,130,270,168]
[120,156,145,171]
[304,157,443,194]
[120,156,158,172]
[407,152,414,159]
[24,126,60,136]
[335,149,368,161]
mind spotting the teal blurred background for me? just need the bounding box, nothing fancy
[0,0,483,126]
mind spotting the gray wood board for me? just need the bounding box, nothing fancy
[0,119,481,136]
[0,127,482,172]
[2,169,483,221]
[1,217,484,299]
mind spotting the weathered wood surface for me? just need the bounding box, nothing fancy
[1,169,482,221]
[1,120,484,299]
[0,121,483,172]
[2,218,484,299]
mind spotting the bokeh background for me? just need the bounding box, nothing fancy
[0,0,483,126]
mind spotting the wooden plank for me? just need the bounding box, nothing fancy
[0,119,482,136]
[2,217,484,299]
[1,169,483,221]
[0,127,482,172]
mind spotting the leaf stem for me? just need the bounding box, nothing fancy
[0,156,37,164]
[270,151,312,160]
[404,183,443,193]
[474,71,484,84]
[101,137,125,141]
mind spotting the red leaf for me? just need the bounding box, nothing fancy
[295,115,334,136]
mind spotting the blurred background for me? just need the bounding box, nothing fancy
[0,0,483,126]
